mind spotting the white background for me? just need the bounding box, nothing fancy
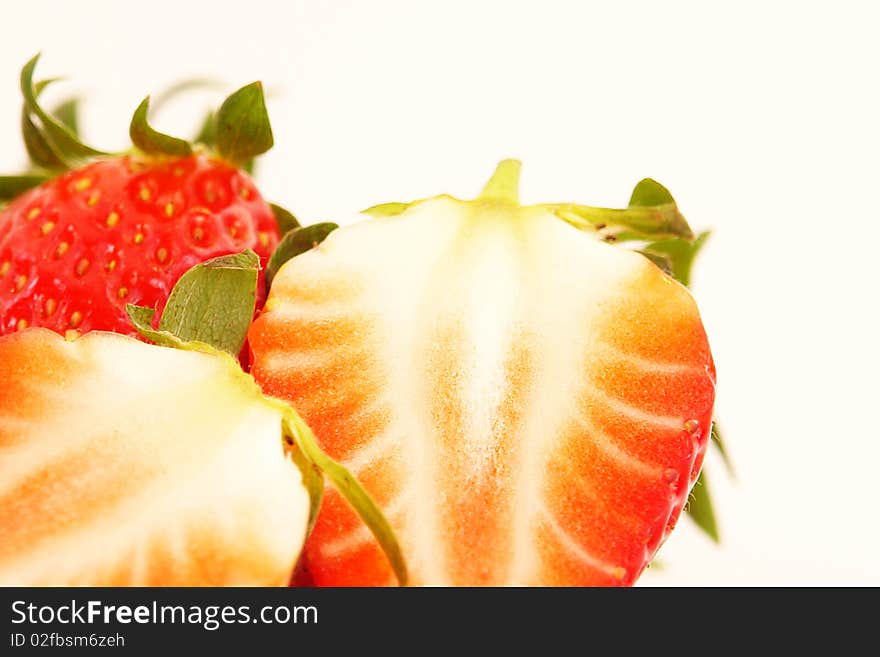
[1,1,878,585]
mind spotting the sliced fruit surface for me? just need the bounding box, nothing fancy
[250,163,716,586]
[0,328,309,586]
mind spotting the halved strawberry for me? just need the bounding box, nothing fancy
[249,161,716,586]
[0,250,406,587]
[0,328,309,586]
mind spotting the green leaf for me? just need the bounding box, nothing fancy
[126,305,189,350]
[129,96,193,158]
[194,112,254,176]
[361,201,413,218]
[711,422,736,479]
[545,177,693,242]
[156,250,259,355]
[20,54,107,164]
[479,159,521,204]
[195,117,257,176]
[629,178,675,207]
[641,231,711,287]
[22,110,63,169]
[283,410,409,586]
[0,175,48,201]
[266,223,338,285]
[637,249,674,276]
[32,78,59,96]
[686,470,720,543]
[269,203,301,234]
[550,202,693,242]
[194,110,216,146]
[628,178,692,240]
[215,81,273,166]
[21,79,65,170]
[52,97,79,136]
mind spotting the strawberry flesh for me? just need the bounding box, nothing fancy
[0,329,309,586]
[249,183,716,587]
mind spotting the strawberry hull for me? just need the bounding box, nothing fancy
[249,166,716,587]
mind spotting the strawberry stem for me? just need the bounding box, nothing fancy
[282,410,409,586]
[479,159,521,204]
[287,440,325,538]
[129,96,193,158]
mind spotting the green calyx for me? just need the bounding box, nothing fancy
[1,55,99,200]
[2,53,297,240]
[20,54,108,168]
[686,470,719,542]
[0,174,50,201]
[544,175,693,243]
[129,96,193,158]
[269,203,301,234]
[126,249,409,586]
[127,75,273,166]
[479,159,522,204]
[213,81,274,166]
[267,223,338,286]
[364,159,695,243]
[133,79,274,168]
[126,250,259,356]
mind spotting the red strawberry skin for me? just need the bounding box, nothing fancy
[0,154,279,337]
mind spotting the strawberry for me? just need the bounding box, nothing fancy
[0,55,292,340]
[0,156,279,337]
[249,161,717,586]
[0,253,406,586]
[0,328,310,585]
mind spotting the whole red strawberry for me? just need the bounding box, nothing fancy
[0,55,296,339]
